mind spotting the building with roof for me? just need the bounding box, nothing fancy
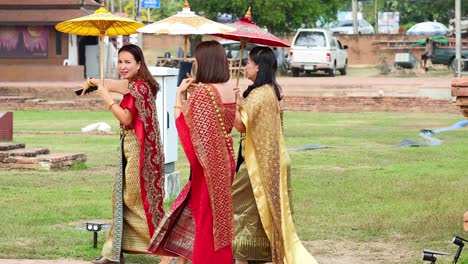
[0,0,101,81]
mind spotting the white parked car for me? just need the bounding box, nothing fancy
[330,19,375,34]
[219,40,260,65]
[289,28,348,77]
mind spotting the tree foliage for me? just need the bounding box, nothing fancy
[380,0,468,25]
[143,0,183,22]
[350,0,468,26]
[113,0,183,22]
[188,0,345,35]
[332,0,468,33]
[113,0,468,36]
[121,0,345,36]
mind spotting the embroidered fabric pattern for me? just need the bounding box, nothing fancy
[183,84,236,250]
[129,80,165,233]
[111,138,125,261]
[242,85,285,263]
[147,183,195,259]
[204,84,236,160]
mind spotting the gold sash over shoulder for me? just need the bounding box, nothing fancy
[236,84,318,264]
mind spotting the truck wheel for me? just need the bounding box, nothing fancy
[291,68,300,77]
[339,63,347,75]
[328,64,336,77]
[450,59,466,72]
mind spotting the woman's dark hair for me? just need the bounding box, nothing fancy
[194,41,230,83]
[242,46,282,101]
[119,44,159,95]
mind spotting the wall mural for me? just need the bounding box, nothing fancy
[0,25,48,58]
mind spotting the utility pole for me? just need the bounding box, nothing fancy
[455,0,461,77]
[136,0,143,48]
[352,0,358,34]
[374,0,378,33]
[136,0,142,22]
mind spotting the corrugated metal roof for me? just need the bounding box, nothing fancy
[0,0,99,6]
[0,0,101,24]
[0,9,93,25]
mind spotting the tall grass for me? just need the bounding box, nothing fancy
[0,111,467,263]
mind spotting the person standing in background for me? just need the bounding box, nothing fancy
[420,38,434,71]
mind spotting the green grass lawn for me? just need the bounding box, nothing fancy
[1,111,467,263]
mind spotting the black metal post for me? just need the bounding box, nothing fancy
[93,231,98,248]
[454,244,464,264]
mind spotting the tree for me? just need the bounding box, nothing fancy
[116,0,347,52]
[146,0,184,23]
[337,0,468,33]
[115,0,183,22]
[117,0,347,35]
[380,0,468,25]
[188,0,346,36]
[177,0,345,54]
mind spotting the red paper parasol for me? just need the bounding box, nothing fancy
[212,7,290,85]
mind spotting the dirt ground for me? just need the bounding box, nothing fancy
[0,239,419,264]
[308,240,418,264]
[0,260,89,264]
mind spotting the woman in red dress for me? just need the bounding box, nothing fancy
[148,40,236,264]
[84,44,166,264]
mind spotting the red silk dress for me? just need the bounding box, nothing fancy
[148,84,236,264]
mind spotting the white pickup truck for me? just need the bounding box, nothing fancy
[289,28,348,77]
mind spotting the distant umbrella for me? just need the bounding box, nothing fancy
[406,21,448,36]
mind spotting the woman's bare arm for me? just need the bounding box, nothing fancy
[233,105,246,132]
[233,88,246,132]
[95,83,133,126]
[174,78,194,118]
[89,78,129,94]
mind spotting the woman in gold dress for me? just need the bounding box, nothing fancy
[232,46,318,264]
[82,44,166,264]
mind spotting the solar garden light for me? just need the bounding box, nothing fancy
[452,235,468,264]
[423,249,450,264]
[86,223,103,248]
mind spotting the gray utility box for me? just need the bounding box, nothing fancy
[149,67,180,201]
[394,52,418,69]
[149,66,179,168]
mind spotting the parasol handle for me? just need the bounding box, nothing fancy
[236,41,246,88]
[100,35,105,83]
[184,35,188,61]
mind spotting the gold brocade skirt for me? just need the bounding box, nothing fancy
[101,131,151,259]
[232,160,272,261]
